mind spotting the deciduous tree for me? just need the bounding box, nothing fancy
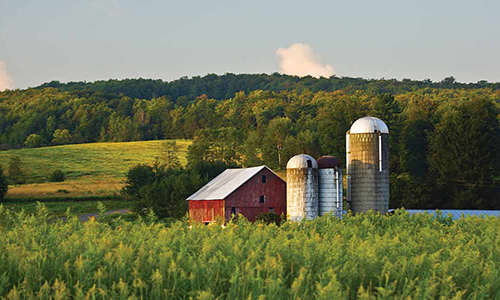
[8,156,24,184]
[52,129,72,145]
[429,98,500,208]
[24,134,42,148]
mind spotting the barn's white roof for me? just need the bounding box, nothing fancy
[350,116,389,134]
[187,166,281,201]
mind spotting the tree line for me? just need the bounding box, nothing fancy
[0,74,499,209]
[37,74,500,101]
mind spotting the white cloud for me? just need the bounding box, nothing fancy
[276,43,334,78]
[0,60,14,91]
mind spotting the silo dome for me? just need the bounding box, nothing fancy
[286,154,319,221]
[350,117,389,134]
[317,156,341,169]
[286,154,318,169]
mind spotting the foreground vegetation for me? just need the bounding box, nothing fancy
[2,200,134,218]
[1,206,499,299]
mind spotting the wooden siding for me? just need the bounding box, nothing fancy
[189,200,224,223]
[224,168,286,222]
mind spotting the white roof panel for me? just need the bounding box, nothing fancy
[187,166,275,200]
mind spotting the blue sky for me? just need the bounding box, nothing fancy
[0,0,499,90]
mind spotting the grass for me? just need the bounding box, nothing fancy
[0,139,191,200]
[3,178,124,200]
[0,139,190,182]
[2,200,136,218]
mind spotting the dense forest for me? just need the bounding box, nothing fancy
[37,73,500,100]
[1,74,499,209]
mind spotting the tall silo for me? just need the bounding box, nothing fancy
[317,156,343,218]
[346,116,389,214]
[286,154,319,221]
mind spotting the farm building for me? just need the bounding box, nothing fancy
[346,116,390,214]
[187,166,286,223]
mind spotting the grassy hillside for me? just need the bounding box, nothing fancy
[0,140,190,200]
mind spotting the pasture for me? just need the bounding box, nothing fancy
[0,140,191,200]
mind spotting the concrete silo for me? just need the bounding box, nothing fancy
[317,156,343,218]
[286,154,319,221]
[346,117,389,214]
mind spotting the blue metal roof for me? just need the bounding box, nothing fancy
[390,209,500,220]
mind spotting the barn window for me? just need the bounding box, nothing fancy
[307,160,312,168]
[260,195,265,203]
[269,207,275,213]
[262,175,267,184]
[231,207,236,215]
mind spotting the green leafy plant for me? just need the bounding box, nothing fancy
[97,201,107,217]
[0,209,499,299]
[255,212,281,225]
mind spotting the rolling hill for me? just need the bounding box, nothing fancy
[0,139,191,200]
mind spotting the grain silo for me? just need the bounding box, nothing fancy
[317,156,343,218]
[346,116,389,214]
[286,154,319,221]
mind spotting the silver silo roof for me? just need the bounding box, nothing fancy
[286,154,318,169]
[350,116,389,134]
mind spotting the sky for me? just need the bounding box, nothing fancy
[0,0,499,90]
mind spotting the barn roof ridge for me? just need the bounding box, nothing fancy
[187,165,282,201]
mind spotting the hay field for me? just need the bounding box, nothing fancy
[0,140,190,200]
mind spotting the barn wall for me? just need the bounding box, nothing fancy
[224,168,286,222]
[189,200,224,223]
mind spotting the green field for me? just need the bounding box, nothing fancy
[0,140,191,183]
[0,140,191,200]
[1,208,499,299]
[3,200,136,218]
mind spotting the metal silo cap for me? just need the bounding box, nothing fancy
[349,116,389,134]
[317,156,341,169]
[286,154,318,169]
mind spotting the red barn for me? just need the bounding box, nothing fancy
[187,166,286,223]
